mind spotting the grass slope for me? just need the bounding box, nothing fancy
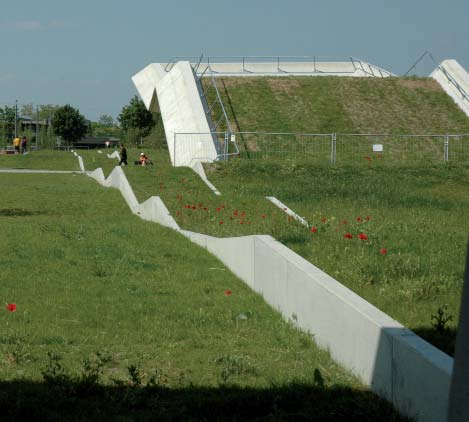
[115,147,468,356]
[206,76,469,134]
[0,170,407,421]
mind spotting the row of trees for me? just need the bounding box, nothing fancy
[0,96,161,148]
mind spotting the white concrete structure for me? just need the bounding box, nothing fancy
[431,60,469,117]
[79,149,453,421]
[132,61,220,167]
[162,58,395,78]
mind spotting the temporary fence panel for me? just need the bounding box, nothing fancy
[235,132,333,162]
[334,134,446,165]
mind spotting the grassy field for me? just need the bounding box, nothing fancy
[0,150,80,170]
[108,147,468,357]
[0,171,407,420]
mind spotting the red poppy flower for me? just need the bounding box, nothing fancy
[219,221,224,225]
[216,207,221,212]
[310,226,317,233]
[356,216,362,222]
[241,212,246,217]
[233,210,239,216]
[365,215,371,221]
[364,156,372,162]
[198,203,203,207]
[191,206,196,210]
[203,207,208,211]
[224,290,232,296]
[240,221,244,224]
[380,248,388,255]
[247,221,251,225]
[343,233,353,239]
[358,233,368,241]
[321,217,327,223]
[6,303,16,312]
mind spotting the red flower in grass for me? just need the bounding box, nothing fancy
[358,233,368,241]
[380,248,388,255]
[365,215,371,221]
[198,203,203,207]
[364,156,372,162]
[321,217,327,223]
[343,233,353,239]
[219,221,224,225]
[216,207,221,212]
[247,221,251,225]
[191,206,197,210]
[356,216,362,222]
[203,207,208,211]
[224,290,232,296]
[6,303,16,312]
[310,226,318,233]
[233,210,239,216]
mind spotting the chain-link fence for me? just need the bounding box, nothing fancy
[174,131,469,166]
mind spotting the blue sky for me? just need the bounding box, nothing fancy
[0,0,468,121]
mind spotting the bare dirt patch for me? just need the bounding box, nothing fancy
[268,78,301,95]
[398,78,442,92]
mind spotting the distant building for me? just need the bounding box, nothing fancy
[73,136,120,149]
[19,116,51,133]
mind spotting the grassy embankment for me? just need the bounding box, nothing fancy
[120,77,469,356]
[0,171,408,420]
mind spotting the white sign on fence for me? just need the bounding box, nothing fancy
[373,144,383,152]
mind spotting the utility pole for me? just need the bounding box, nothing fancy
[36,105,39,150]
[14,100,18,138]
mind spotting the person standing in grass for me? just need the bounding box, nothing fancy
[20,136,28,154]
[118,144,128,166]
[13,136,21,154]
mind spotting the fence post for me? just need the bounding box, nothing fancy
[173,133,176,166]
[444,134,449,162]
[331,133,337,165]
[224,132,229,161]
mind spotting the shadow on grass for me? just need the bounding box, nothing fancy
[0,208,48,217]
[412,327,457,357]
[0,380,409,421]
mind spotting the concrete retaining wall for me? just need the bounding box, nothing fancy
[181,231,452,421]
[431,59,469,117]
[81,151,453,421]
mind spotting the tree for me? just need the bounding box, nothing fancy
[51,105,87,145]
[20,103,34,118]
[0,105,17,139]
[98,114,114,127]
[118,96,155,142]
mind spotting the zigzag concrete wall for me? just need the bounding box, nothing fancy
[81,154,452,421]
[431,60,469,117]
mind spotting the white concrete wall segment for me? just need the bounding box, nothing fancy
[106,166,139,211]
[179,230,452,421]
[132,63,166,111]
[266,196,309,227]
[78,156,85,172]
[431,60,469,117]
[190,160,221,195]
[88,168,106,185]
[135,196,180,230]
[162,61,395,78]
[154,61,218,166]
[107,150,120,160]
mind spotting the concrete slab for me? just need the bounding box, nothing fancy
[431,60,469,117]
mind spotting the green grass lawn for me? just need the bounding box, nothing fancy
[114,147,469,356]
[0,150,80,171]
[205,76,469,134]
[0,172,407,421]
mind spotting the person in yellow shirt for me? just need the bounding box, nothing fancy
[13,137,21,154]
